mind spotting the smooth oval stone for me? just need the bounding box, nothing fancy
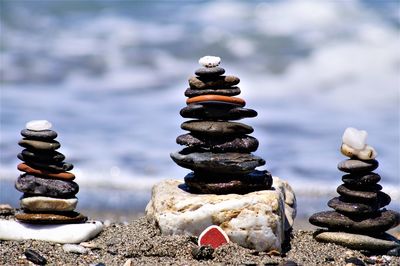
[342,173,381,186]
[327,196,389,214]
[314,231,400,251]
[184,170,272,194]
[199,56,221,67]
[195,66,225,77]
[185,87,241,97]
[19,149,65,163]
[18,139,60,151]
[24,160,74,172]
[177,133,259,153]
[15,174,79,198]
[181,120,253,136]
[189,76,240,90]
[21,129,58,140]
[337,184,383,201]
[187,95,245,107]
[340,143,377,160]
[24,249,47,265]
[17,163,75,180]
[26,120,52,131]
[338,159,379,173]
[309,210,400,234]
[16,211,87,224]
[170,151,265,175]
[20,196,78,212]
[180,102,257,121]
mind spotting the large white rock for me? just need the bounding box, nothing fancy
[0,220,103,244]
[145,177,296,252]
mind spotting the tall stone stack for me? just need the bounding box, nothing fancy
[170,56,273,194]
[310,127,400,251]
[15,120,86,224]
[146,56,296,252]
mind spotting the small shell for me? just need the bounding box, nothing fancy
[199,56,221,68]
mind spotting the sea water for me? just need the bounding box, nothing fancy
[0,0,399,217]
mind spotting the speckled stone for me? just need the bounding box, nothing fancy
[20,196,78,212]
[18,149,65,163]
[309,210,400,234]
[189,76,240,90]
[338,159,379,173]
[15,211,87,224]
[195,66,225,77]
[181,120,253,136]
[341,173,381,186]
[17,163,75,181]
[336,184,383,201]
[184,170,272,194]
[170,151,265,175]
[18,139,60,151]
[185,87,241,97]
[15,174,79,198]
[176,133,259,153]
[327,196,390,214]
[21,129,58,140]
[180,102,257,120]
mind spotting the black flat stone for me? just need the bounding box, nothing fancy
[18,149,66,164]
[24,160,74,172]
[309,210,400,234]
[189,75,240,90]
[337,184,382,201]
[195,66,225,77]
[180,102,257,120]
[176,133,259,153]
[184,170,272,194]
[328,196,390,214]
[18,139,60,151]
[185,87,241,97]
[15,174,79,198]
[170,150,265,175]
[342,173,381,186]
[21,129,58,141]
[338,159,379,173]
[181,120,253,136]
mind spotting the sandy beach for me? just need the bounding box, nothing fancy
[1,211,399,266]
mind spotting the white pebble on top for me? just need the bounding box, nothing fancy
[342,127,367,150]
[199,56,221,68]
[26,120,52,131]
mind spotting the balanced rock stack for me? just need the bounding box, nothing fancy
[146,56,296,252]
[170,55,272,194]
[15,120,85,224]
[310,127,400,251]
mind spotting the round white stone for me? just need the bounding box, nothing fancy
[342,127,367,150]
[26,120,52,131]
[198,56,221,68]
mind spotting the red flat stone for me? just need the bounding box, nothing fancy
[198,225,230,249]
[17,163,75,181]
[187,95,245,107]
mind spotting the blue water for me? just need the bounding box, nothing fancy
[1,0,399,217]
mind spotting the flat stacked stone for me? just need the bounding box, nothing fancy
[309,127,400,251]
[15,120,86,224]
[171,56,272,194]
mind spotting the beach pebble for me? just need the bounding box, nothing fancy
[195,66,225,76]
[181,120,253,135]
[18,139,60,151]
[20,196,78,212]
[21,129,58,140]
[338,159,378,173]
[342,127,368,150]
[189,75,240,89]
[19,149,65,163]
[336,184,383,200]
[187,95,246,106]
[63,244,88,254]
[24,249,47,265]
[387,246,400,256]
[80,241,101,250]
[280,260,298,266]
[16,211,87,224]
[26,120,52,131]
[198,56,221,67]
[192,245,214,260]
[341,173,381,186]
[345,257,365,266]
[0,204,14,216]
[123,259,133,266]
[341,143,377,160]
[17,163,75,181]
[185,86,241,97]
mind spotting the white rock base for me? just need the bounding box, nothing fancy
[145,176,296,251]
[0,220,103,244]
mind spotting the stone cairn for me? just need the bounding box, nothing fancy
[309,127,400,250]
[15,120,86,224]
[170,56,273,194]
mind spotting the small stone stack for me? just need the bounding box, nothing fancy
[15,120,86,224]
[170,56,272,194]
[310,127,400,251]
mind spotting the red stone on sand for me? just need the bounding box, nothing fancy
[198,225,229,249]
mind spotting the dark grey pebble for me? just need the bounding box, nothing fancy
[387,246,400,256]
[192,245,214,260]
[180,102,257,120]
[24,160,74,172]
[327,196,388,214]
[19,149,65,163]
[189,75,240,90]
[21,129,58,140]
[195,66,225,77]
[181,120,253,136]
[342,173,381,186]
[337,184,383,201]
[24,249,47,265]
[338,159,379,173]
[185,87,241,97]
[345,257,366,266]
[18,139,60,151]
[15,174,79,198]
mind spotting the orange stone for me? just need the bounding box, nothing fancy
[17,163,75,181]
[186,95,245,107]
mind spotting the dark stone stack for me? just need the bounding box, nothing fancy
[170,57,272,194]
[15,121,86,224]
[309,150,399,237]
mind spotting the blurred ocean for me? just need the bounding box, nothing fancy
[0,0,399,218]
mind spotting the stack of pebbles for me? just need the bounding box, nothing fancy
[171,56,272,194]
[310,127,399,250]
[15,120,86,224]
